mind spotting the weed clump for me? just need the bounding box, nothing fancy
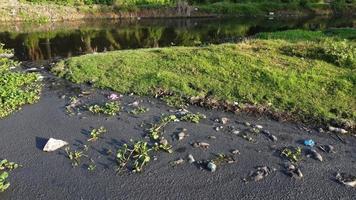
[88,101,121,116]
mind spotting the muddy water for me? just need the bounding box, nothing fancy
[0,16,355,61]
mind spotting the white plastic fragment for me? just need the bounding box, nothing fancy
[43,138,68,152]
[207,162,217,172]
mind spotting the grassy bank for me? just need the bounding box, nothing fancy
[0,44,41,118]
[53,29,356,129]
[198,1,356,16]
[0,1,355,22]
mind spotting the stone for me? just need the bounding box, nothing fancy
[188,154,195,163]
[207,162,217,172]
[43,138,68,152]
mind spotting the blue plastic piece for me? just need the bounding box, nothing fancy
[304,139,315,147]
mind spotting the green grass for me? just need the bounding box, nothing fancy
[53,30,356,128]
[0,44,42,118]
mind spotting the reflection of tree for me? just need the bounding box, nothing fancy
[1,17,354,61]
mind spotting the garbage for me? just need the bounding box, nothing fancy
[231,149,240,155]
[262,130,277,142]
[307,149,323,162]
[221,117,229,125]
[328,126,348,134]
[207,135,216,139]
[304,139,315,147]
[192,142,210,149]
[188,154,195,163]
[207,162,217,172]
[232,130,240,135]
[177,132,188,141]
[317,144,335,153]
[43,138,68,152]
[171,158,185,166]
[336,173,356,188]
[108,93,120,100]
[244,166,275,182]
[255,125,263,129]
[129,101,139,107]
[286,164,303,179]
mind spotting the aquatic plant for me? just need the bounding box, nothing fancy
[180,113,206,123]
[88,126,107,142]
[116,141,152,173]
[88,101,121,116]
[65,147,87,167]
[0,172,10,192]
[281,147,302,163]
[130,106,149,115]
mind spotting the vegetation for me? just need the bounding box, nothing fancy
[88,101,121,116]
[65,147,87,167]
[116,141,152,173]
[53,29,356,128]
[0,159,21,193]
[0,44,41,118]
[88,126,107,142]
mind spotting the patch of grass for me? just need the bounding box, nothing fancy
[180,112,206,123]
[0,44,42,118]
[129,106,149,115]
[53,30,356,128]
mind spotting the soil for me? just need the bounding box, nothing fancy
[0,65,355,199]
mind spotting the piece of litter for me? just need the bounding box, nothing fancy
[108,93,120,100]
[231,149,240,155]
[188,154,195,163]
[244,166,274,182]
[328,126,348,134]
[304,139,315,147]
[308,149,323,162]
[43,138,68,152]
[129,101,139,107]
[317,145,335,153]
[221,117,229,125]
[255,125,263,129]
[192,142,210,149]
[171,158,185,166]
[286,164,303,179]
[207,162,217,172]
[336,173,356,188]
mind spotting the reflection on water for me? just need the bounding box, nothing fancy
[0,17,354,61]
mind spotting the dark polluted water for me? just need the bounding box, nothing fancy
[0,16,355,61]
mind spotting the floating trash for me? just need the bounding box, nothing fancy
[304,139,315,147]
[207,162,217,172]
[244,166,275,182]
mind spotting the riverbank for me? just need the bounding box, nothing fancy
[52,29,356,131]
[0,1,355,22]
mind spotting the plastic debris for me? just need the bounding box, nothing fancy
[192,142,210,149]
[188,154,195,163]
[43,138,68,152]
[317,145,335,153]
[286,164,303,179]
[336,173,356,188]
[171,158,185,166]
[328,126,348,134]
[207,162,217,172]
[262,130,277,142]
[108,93,120,100]
[304,139,315,147]
[221,117,229,125]
[231,149,240,155]
[308,149,323,162]
[244,166,275,182]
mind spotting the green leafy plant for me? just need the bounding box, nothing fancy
[281,147,302,163]
[148,115,177,140]
[0,160,21,171]
[180,113,206,123]
[88,101,121,116]
[130,106,149,115]
[65,147,87,167]
[162,95,187,108]
[0,172,10,192]
[88,126,107,142]
[116,141,152,173]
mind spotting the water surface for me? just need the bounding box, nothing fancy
[0,16,354,61]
